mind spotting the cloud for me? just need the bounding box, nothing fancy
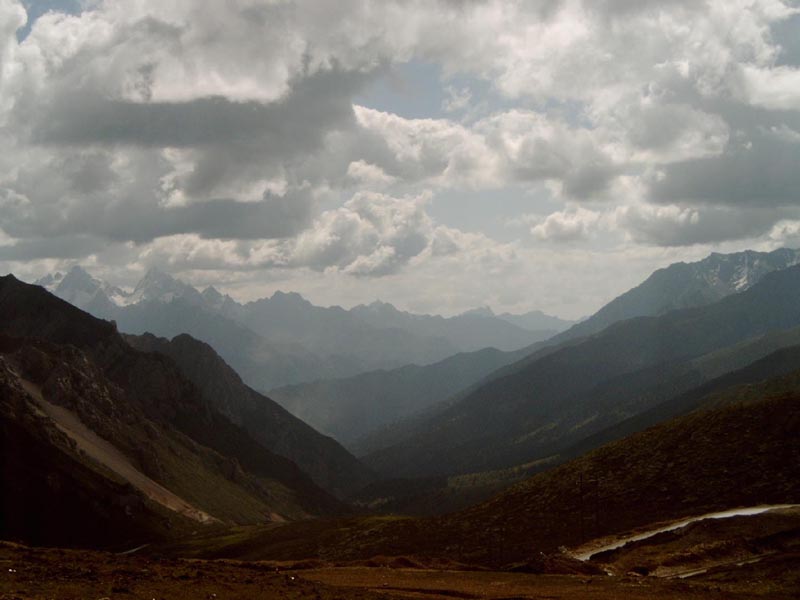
[646,125,800,208]
[1,0,799,318]
[616,202,795,246]
[345,160,397,189]
[531,208,603,242]
[351,106,621,198]
[441,85,472,113]
[740,64,800,111]
[291,191,435,276]
[123,191,447,278]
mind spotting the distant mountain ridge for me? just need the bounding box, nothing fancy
[357,248,800,461]
[34,267,559,390]
[348,300,563,352]
[551,247,800,345]
[218,247,800,450]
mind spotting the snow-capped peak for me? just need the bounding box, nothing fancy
[42,266,130,310]
[129,267,204,305]
[34,271,63,292]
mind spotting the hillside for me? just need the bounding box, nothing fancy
[350,341,800,516]
[0,275,345,548]
[559,341,800,463]
[438,375,800,564]
[126,333,374,497]
[167,368,800,567]
[362,263,800,477]
[550,247,800,345]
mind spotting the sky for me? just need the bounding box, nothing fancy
[0,1,799,319]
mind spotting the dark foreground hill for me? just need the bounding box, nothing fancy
[0,275,346,549]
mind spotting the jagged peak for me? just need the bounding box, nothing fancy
[66,264,91,276]
[134,266,177,289]
[361,299,400,314]
[57,265,102,291]
[269,290,311,305]
[130,267,202,305]
[57,265,98,286]
[460,305,495,318]
[202,285,223,300]
[34,271,63,290]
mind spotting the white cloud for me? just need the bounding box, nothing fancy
[441,85,472,113]
[345,160,397,189]
[531,208,604,242]
[291,191,434,276]
[1,0,799,316]
[740,64,800,110]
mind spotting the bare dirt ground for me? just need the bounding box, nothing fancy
[2,542,798,600]
[0,542,379,600]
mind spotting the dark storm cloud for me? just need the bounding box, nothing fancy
[648,130,800,208]
[619,204,797,247]
[0,68,371,246]
[0,235,104,260]
[147,193,315,241]
[0,187,316,245]
[34,68,366,150]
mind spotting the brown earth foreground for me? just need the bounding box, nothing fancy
[2,541,799,600]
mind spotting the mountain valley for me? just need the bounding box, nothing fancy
[3,248,800,599]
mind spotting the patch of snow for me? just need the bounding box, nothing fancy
[34,272,63,291]
[571,504,800,561]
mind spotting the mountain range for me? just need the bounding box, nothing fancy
[361,253,800,479]
[35,267,565,391]
[5,246,800,597]
[272,247,800,453]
